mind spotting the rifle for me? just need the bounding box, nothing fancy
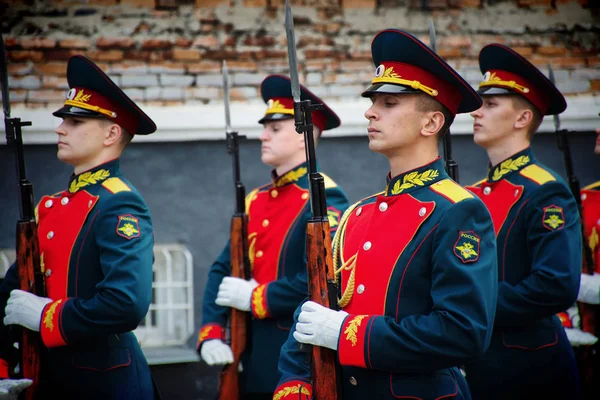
[285,2,340,399]
[548,64,595,277]
[0,32,44,399]
[549,63,599,397]
[429,20,459,182]
[217,60,252,400]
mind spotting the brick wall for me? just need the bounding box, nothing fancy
[1,0,598,109]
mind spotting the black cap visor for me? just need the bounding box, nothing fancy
[52,105,105,119]
[258,113,294,125]
[361,83,422,98]
[476,86,516,96]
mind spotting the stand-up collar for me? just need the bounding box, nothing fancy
[385,157,447,196]
[487,147,535,183]
[68,159,120,193]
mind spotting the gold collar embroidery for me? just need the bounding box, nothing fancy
[390,168,439,195]
[274,167,307,188]
[69,169,111,193]
[491,155,530,182]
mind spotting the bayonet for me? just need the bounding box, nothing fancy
[222,60,233,134]
[547,64,561,132]
[285,0,301,103]
[284,2,341,399]
[429,19,437,54]
[428,19,459,182]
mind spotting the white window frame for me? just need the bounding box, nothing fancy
[0,244,195,349]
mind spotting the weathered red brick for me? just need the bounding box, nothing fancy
[296,36,335,48]
[124,50,151,61]
[304,48,344,59]
[58,38,92,49]
[587,57,600,68]
[510,46,534,57]
[590,79,600,91]
[87,0,118,4]
[195,0,229,7]
[186,61,222,74]
[343,0,376,7]
[45,50,80,61]
[42,76,69,89]
[438,48,463,59]
[517,0,551,6]
[120,0,154,6]
[3,37,18,48]
[317,7,343,20]
[171,48,202,61]
[141,39,173,50]
[8,63,32,76]
[33,62,68,76]
[203,50,243,60]
[452,0,482,7]
[243,0,268,6]
[536,46,568,57]
[226,60,259,72]
[349,50,372,61]
[96,37,136,49]
[85,50,124,62]
[193,36,220,48]
[175,37,193,48]
[243,35,277,47]
[442,35,472,49]
[19,37,56,49]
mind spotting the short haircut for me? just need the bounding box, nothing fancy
[414,94,455,142]
[99,117,133,147]
[510,95,543,139]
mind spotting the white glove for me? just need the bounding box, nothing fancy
[4,290,52,332]
[293,301,348,351]
[215,277,258,312]
[577,273,600,305]
[200,339,234,366]
[0,379,32,400]
[565,328,599,347]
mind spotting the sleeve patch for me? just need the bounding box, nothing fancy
[453,230,481,263]
[542,205,565,231]
[116,214,141,239]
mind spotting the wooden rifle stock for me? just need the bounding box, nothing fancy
[218,215,250,400]
[14,219,44,400]
[218,60,250,399]
[2,29,44,398]
[305,218,340,400]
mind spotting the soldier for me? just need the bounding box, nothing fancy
[0,55,159,399]
[463,44,582,400]
[557,124,600,399]
[273,29,498,400]
[576,125,600,322]
[196,74,350,399]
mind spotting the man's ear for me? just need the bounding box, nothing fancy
[421,111,444,138]
[104,123,122,147]
[514,109,534,130]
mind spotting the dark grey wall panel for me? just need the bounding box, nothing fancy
[1,132,599,346]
